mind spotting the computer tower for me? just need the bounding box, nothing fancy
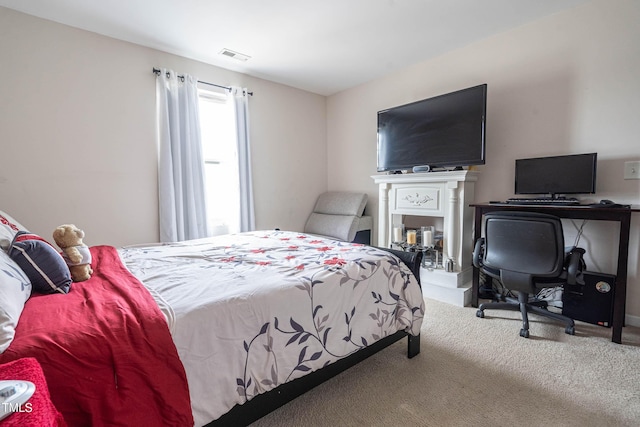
[562,271,615,327]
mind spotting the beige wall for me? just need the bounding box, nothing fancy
[327,0,640,322]
[0,7,327,247]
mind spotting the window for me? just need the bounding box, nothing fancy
[198,87,239,235]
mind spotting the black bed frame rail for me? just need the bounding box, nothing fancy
[207,246,423,427]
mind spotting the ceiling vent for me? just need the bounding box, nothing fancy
[219,48,251,62]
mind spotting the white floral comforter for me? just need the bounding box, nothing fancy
[118,230,424,426]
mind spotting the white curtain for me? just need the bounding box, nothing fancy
[156,69,209,242]
[229,87,255,232]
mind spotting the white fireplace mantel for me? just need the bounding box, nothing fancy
[372,170,479,306]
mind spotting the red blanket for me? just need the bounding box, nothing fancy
[0,357,66,426]
[0,246,193,427]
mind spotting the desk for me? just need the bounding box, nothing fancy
[470,203,639,344]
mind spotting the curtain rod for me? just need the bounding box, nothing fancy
[153,68,253,96]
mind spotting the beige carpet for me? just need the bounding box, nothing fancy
[251,298,640,426]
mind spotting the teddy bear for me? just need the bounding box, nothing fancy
[52,224,93,282]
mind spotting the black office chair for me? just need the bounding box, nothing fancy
[473,211,586,338]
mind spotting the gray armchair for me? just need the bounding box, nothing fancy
[304,191,373,244]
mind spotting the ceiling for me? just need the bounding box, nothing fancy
[0,0,591,95]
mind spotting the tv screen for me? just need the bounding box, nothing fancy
[377,84,487,172]
[515,153,597,197]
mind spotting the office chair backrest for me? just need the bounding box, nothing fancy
[481,212,565,291]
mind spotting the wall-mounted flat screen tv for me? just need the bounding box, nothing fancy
[515,153,597,197]
[377,84,487,172]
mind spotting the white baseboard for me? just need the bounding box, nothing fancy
[625,313,640,328]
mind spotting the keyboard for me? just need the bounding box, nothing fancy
[505,197,580,206]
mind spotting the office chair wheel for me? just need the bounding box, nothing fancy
[565,326,575,335]
[519,328,530,338]
[476,310,484,318]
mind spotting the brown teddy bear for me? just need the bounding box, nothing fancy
[52,224,93,282]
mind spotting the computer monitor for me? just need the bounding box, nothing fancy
[514,153,597,198]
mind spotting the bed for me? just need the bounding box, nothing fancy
[0,211,424,426]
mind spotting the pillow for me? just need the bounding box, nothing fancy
[9,233,72,295]
[0,210,29,252]
[0,250,32,353]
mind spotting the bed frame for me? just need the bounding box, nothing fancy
[207,248,423,426]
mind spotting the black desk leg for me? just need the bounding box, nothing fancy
[612,214,631,344]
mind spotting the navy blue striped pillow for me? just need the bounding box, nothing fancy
[9,234,72,294]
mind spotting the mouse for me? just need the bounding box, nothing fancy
[594,199,629,209]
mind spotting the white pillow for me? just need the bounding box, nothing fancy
[1,210,29,252]
[0,250,32,353]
